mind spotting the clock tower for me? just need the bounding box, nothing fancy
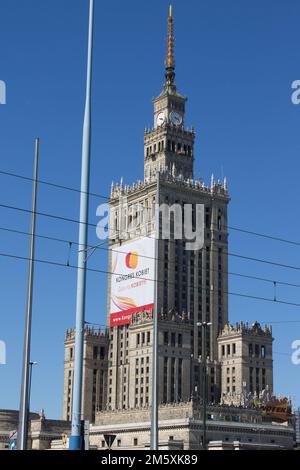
[144,5,195,181]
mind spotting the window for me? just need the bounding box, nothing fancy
[171,333,176,347]
[255,344,260,357]
[70,348,73,360]
[101,440,105,448]
[134,438,138,446]
[164,331,169,346]
[227,344,230,356]
[178,334,182,347]
[222,345,225,356]
[232,343,236,355]
[261,345,266,358]
[137,334,140,347]
[117,439,121,447]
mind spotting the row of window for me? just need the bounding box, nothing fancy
[163,357,183,403]
[136,331,151,347]
[101,436,175,448]
[163,331,183,347]
[221,343,236,357]
[93,346,106,360]
[146,141,164,156]
[249,344,266,358]
[145,141,193,157]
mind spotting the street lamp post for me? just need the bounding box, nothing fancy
[197,321,211,450]
[17,138,39,451]
[150,173,160,450]
[69,0,94,450]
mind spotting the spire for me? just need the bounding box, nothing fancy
[167,5,174,68]
[164,5,176,93]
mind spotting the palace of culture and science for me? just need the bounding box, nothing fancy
[59,7,294,450]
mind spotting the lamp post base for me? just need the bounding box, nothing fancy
[69,435,82,450]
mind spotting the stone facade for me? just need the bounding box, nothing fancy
[63,327,108,423]
[88,401,294,450]
[0,410,70,450]
[106,4,229,410]
[218,322,273,404]
[0,406,295,450]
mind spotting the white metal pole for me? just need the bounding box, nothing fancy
[17,138,39,450]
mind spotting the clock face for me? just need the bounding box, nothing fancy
[156,112,165,126]
[170,111,182,126]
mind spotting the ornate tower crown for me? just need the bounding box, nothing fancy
[144,5,195,181]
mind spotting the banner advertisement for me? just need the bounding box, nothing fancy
[109,237,155,327]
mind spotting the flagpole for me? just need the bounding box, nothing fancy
[69,0,94,450]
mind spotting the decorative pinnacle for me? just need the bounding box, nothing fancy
[164,4,176,91]
[167,4,175,69]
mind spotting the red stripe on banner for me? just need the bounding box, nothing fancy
[110,303,154,327]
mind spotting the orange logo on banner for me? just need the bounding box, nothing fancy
[125,252,138,269]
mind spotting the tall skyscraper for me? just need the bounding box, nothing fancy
[106,6,229,409]
[63,10,275,441]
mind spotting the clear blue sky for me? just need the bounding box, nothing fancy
[1,0,300,419]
